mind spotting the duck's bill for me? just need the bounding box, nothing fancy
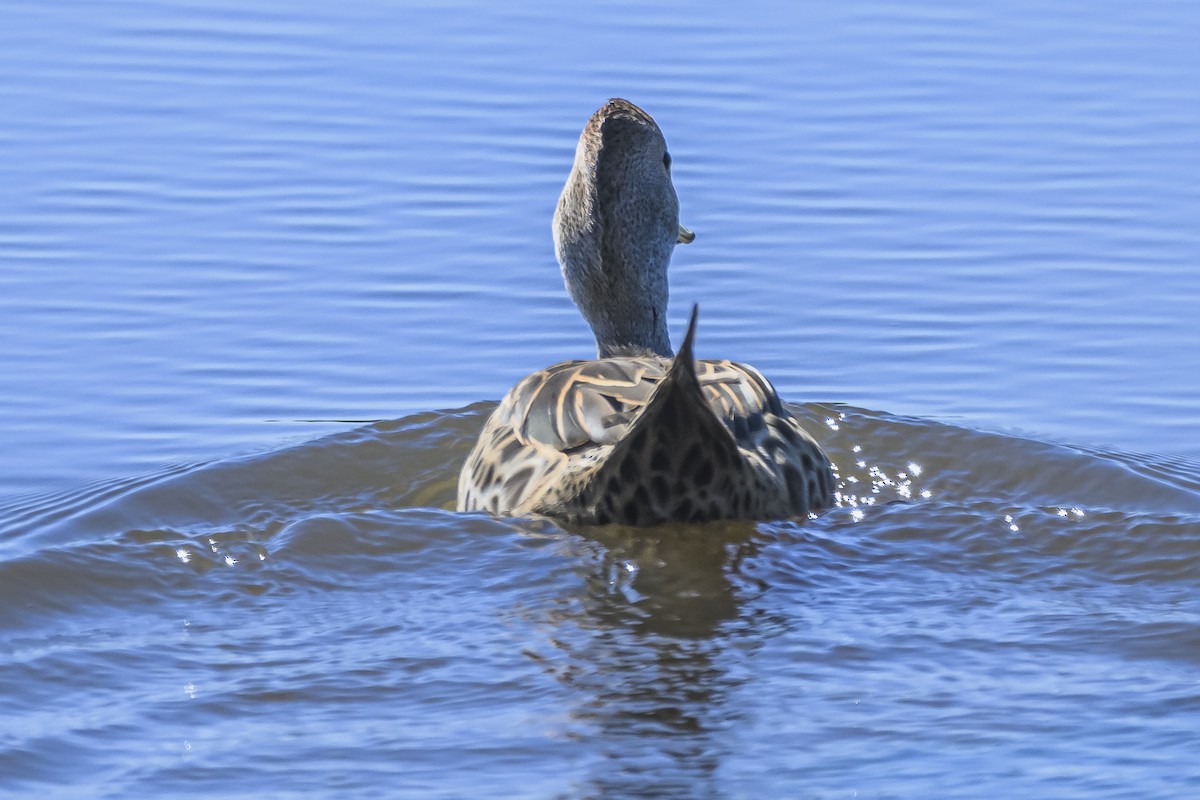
[677,225,695,244]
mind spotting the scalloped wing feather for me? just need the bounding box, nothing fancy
[507,357,781,451]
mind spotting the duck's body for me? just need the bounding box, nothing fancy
[459,307,833,525]
[457,99,833,525]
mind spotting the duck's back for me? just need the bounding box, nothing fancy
[457,335,834,525]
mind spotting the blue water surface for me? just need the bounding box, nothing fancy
[1,1,1199,798]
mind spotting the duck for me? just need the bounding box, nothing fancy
[457,98,834,526]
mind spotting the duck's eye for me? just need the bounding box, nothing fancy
[663,152,672,171]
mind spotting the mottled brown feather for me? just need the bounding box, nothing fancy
[458,307,833,524]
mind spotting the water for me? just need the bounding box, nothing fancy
[2,1,1199,797]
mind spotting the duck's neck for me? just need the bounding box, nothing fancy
[583,276,672,359]
[555,227,674,358]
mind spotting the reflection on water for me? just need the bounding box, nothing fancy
[540,523,758,797]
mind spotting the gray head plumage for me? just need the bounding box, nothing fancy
[553,98,694,359]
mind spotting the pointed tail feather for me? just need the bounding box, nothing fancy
[674,303,700,372]
[581,305,744,525]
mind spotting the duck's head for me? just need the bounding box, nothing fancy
[553,98,694,359]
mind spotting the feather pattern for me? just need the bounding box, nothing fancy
[458,307,834,524]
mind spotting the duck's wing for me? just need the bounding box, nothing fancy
[456,355,671,515]
[506,357,669,450]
